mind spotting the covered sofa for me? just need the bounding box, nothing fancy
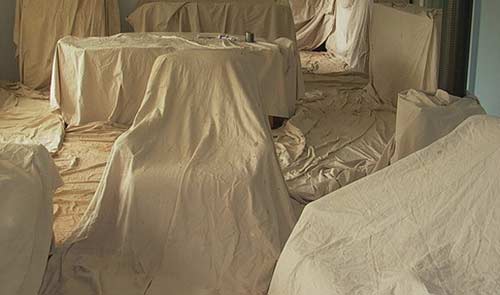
[41,49,298,295]
[269,115,500,295]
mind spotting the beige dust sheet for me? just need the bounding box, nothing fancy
[51,33,302,126]
[0,138,62,295]
[0,82,64,153]
[128,0,296,44]
[14,0,120,90]
[41,49,298,295]
[270,115,500,295]
[273,73,395,203]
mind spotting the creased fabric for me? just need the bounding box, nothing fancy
[0,138,62,295]
[326,0,372,73]
[41,49,297,295]
[290,0,335,50]
[270,115,500,295]
[0,82,64,153]
[273,73,395,203]
[14,0,120,90]
[50,33,302,126]
[368,3,442,105]
[128,1,296,45]
[377,89,485,167]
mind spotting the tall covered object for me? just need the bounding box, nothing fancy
[41,49,297,295]
[14,0,120,90]
[369,3,442,105]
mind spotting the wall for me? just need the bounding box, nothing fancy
[469,0,500,117]
[0,0,19,81]
[119,0,139,32]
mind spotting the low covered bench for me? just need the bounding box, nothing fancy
[128,0,296,44]
[41,49,298,295]
[50,33,302,126]
[269,115,500,295]
[0,138,62,295]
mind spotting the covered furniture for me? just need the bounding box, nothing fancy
[41,49,298,295]
[127,0,296,44]
[287,0,335,50]
[0,138,62,295]
[14,0,120,90]
[269,115,500,295]
[369,3,442,104]
[51,33,302,126]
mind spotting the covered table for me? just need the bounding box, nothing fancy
[50,33,303,126]
[127,0,297,44]
[42,49,298,295]
[0,137,62,295]
[269,115,500,295]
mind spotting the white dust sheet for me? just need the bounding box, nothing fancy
[299,51,348,74]
[0,82,64,153]
[129,0,296,44]
[0,138,62,295]
[41,50,298,295]
[269,115,500,295]
[273,73,395,203]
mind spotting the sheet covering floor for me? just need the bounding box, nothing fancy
[274,73,395,203]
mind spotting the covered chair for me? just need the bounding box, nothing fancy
[269,115,500,295]
[41,49,298,295]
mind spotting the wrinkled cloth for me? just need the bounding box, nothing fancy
[289,0,335,50]
[369,3,442,104]
[299,51,348,74]
[41,50,297,295]
[128,1,296,44]
[51,33,302,126]
[14,0,120,90]
[0,138,62,295]
[0,82,64,153]
[51,122,126,243]
[391,89,485,162]
[274,73,395,203]
[270,115,500,295]
[326,0,371,73]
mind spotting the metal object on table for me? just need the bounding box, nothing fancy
[245,32,255,43]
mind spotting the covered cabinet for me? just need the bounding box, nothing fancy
[14,0,120,90]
